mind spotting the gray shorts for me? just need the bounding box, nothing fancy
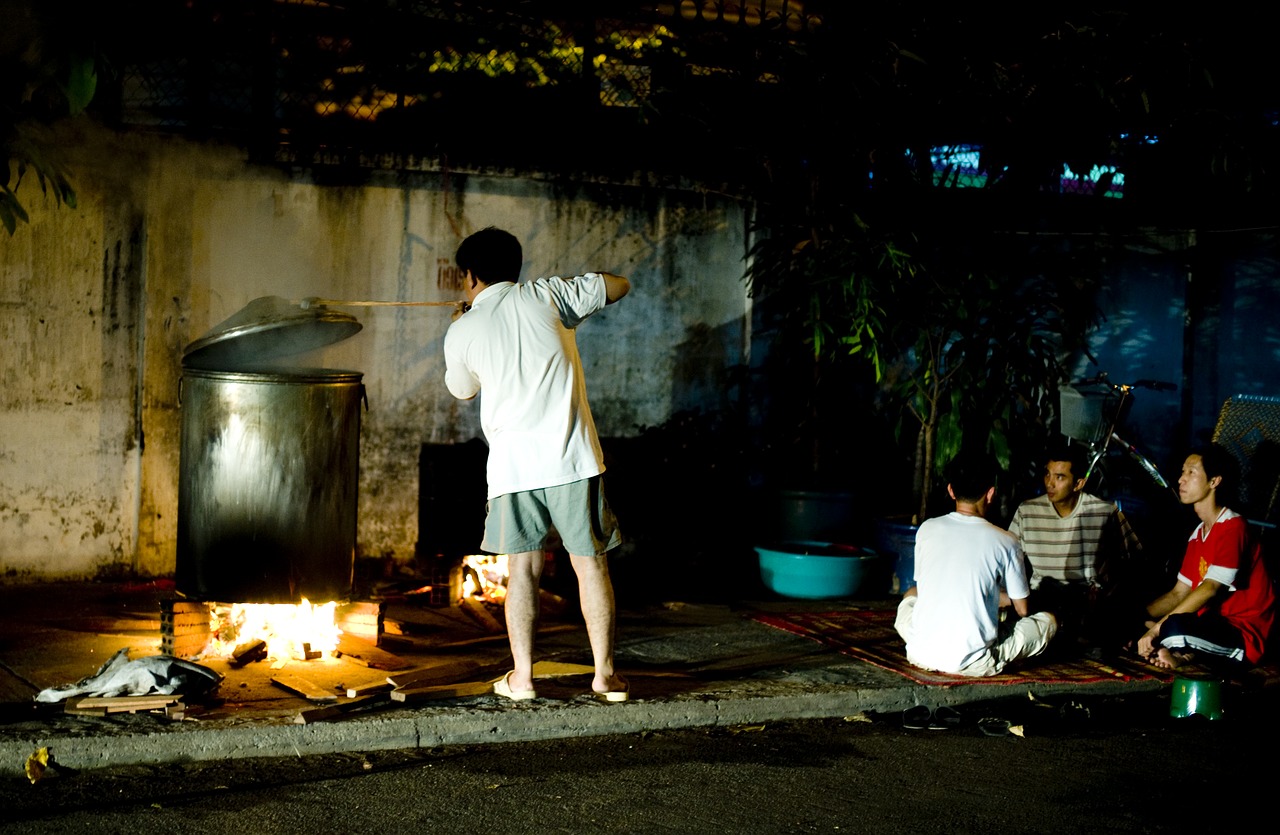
[481,475,622,556]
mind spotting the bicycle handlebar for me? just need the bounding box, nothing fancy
[1074,372,1177,393]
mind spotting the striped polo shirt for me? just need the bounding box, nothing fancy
[1007,493,1141,588]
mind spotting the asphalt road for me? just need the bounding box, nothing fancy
[3,689,1275,834]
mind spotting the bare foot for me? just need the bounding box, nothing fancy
[1154,648,1195,670]
[503,671,536,693]
[592,674,629,697]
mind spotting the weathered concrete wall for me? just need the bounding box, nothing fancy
[1,124,750,580]
[1,161,141,579]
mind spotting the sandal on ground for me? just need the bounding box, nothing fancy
[902,705,931,730]
[493,671,537,701]
[595,677,630,703]
[929,705,962,730]
[978,717,1012,737]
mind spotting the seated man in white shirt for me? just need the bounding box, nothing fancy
[895,453,1058,676]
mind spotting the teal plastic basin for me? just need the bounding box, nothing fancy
[755,541,880,600]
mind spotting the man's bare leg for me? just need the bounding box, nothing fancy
[503,550,544,693]
[570,553,627,694]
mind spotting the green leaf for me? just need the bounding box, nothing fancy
[65,54,98,115]
[1,189,29,234]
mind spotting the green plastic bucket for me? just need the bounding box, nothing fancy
[1169,676,1224,720]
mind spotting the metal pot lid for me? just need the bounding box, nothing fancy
[182,296,362,370]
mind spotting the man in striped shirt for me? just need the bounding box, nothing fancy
[1007,444,1142,649]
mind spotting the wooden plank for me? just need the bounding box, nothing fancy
[66,696,186,716]
[271,673,338,703]
[458,598,505,633]
[429,622,574,649]
[70,695,180,710]
[390,681,493,703]
[385,658,488,689]
[530,661,596,676]
[335,635,410,670]
[0,667,37,704]
[294,693,392,724]
[345,680,394,698]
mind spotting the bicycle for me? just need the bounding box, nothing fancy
[1058,372,1179,499]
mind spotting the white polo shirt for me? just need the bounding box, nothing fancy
[443,274,609,498]
[906,512,1030,672]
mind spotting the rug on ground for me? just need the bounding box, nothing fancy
[750,608,1175,687]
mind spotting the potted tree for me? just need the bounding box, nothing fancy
[748,217,1102,591]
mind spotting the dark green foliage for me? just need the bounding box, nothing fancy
[1,0,100,234]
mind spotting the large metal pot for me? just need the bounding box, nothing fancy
[176,297,364,604]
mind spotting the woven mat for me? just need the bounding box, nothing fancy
[751,609,1175,687]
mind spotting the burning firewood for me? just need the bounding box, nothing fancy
[231,639,268,665]
[206,599,341,661]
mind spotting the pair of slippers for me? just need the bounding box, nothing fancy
[492,672,630,703]
[902,704,962,730]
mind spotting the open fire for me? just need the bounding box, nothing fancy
[161,554,518,663]
[206,598,341,661]
[460,553,510,603]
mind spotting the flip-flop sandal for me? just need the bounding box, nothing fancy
[1059,700,1091,723]
[929,705,962,730]
[978,717,1012,737]
[493,671,537,702]
[902,705,931,730]
[595,679,630,702]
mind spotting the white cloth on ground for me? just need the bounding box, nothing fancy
[34,648,222,703]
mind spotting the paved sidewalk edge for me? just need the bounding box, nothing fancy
[0,679,1165,777]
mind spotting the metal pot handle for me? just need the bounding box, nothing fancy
[178,376,183,406]
[361,384,369,412]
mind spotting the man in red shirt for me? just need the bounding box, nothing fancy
[1136,444,1275,670]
